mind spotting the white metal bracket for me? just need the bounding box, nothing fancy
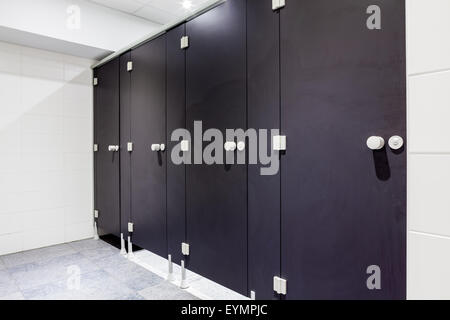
[128,222,134,233]
[94,144,98,152]
[94,210,99,218]
[181,242,190,256]
[273,276,287,295]
[127,142,133,152]
[181,140,190,152]
[93,77,98,86]
[273,135,287,151]
[181,36,189,49]
[272,0,285,11]
[127,61,133,72]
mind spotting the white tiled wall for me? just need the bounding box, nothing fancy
[407,0,450,299]
[0,41,95,255]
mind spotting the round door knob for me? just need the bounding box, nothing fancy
[108,145,119,152]
[224,141,237,152]
[366,136,385,150]
[237,141,245,151]
[388,136,404,150]
[151,144,161,152]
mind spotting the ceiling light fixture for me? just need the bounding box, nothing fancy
[182,0,193,10]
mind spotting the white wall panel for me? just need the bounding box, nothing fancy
[407,0,450,75]
[407,0,450,300]
[0,41,94,256]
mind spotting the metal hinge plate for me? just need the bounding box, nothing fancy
[94,210,99,218]
[181,242,190,256]
[94,144,98,152]
[127,61,133,72]
[272,0,285,11]
[181,36,189,49]
[127,142,133,152]
[128,222,134,233]
[93,77,98,86]
[273,135,287,151]
[273,276,287,295]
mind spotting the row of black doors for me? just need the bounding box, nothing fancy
[94,0,406,300]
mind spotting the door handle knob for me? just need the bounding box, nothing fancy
[237,141,246,151]
[388,136,404,150]
[366,136,385,150]
[224,141,237,152]
[151,144,165,152]
[151,144,161,152]
[108,145,119,152]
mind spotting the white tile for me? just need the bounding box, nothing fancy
[407,0,450,74]
[65,205,93,225]
[0,153,20,173]
[21,47,64,81]
[0,233,23,256]
[0,73,21,116]
[408,232,450,299]
[23,208,65,231]
[21,131,63,153]
[62,117,92,153]
[20,114,62,135]
[63,56,94,85]
[0,121,20,154]
[19,152,64,172]
[22,226,65,251]
[62,83,93,118]
[64,221,94,243]
[0,41,21,74]
[409,72,450,153]
[21,77,64,116]
[63,153,93,171]
[63,171,93,207]
[409,155,450,236]
[0,213,26,235]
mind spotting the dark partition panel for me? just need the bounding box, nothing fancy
[247,0,281,300]
[95,58,121,237]
[280,0,406,299]
[130,36,167,257]
[186,0,248,295]
[167,24,187,264]
[120,51,132,238]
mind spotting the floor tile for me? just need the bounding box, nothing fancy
[0,270,19,298]
[138,282,199,300]
[0,292,24,300]
[68,239,110,252]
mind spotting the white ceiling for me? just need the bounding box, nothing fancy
[88,0,212,25]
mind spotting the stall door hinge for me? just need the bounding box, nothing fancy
[93,77,98,86]
[128,222,134,233]
[272,0,285,10]
[127,61,133,72]
[273,276,287,295]
[127,142,133,152]
[94,210,99,219]
[181,36,189,49]
[273,135,287,151]
[181,242,190,256]
[94,144,98,152]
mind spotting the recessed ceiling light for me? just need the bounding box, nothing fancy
[182,0,193,10]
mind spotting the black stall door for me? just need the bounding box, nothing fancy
[280,0,406,299]
[94,58,121,237]
[167,24,187,265]
[130,36,167,257]
[247,0,281,300]
[186,0,248,295]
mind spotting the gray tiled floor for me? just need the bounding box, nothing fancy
[0,239,198,300]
